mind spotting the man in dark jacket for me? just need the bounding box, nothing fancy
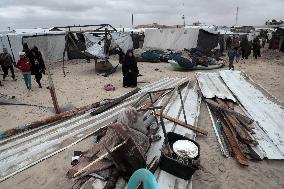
[0,48,16,81]
[31,46,46,88]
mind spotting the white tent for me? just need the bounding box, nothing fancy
[143,28,220,51]
[143,28,200,50]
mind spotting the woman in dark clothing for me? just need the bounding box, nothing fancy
[31,46,46,88]
[23,43,34,64]
[122,50,139,88]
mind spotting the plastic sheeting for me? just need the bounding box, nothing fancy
[85,32,133,58]
[143,28,200,50]
[84,34,105,58]
[111,32,133,53]
[22,34,65,63]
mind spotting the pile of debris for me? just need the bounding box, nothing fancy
[134,47,224,71]
[197,71,284,165]
[0,70,283,189]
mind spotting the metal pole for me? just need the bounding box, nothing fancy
[177,88,188,124]
[148,93,160,126]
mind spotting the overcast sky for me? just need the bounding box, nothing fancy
[0,0,283,30]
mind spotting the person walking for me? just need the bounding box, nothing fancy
[252,38,261,59]
[16,52,32,90]
[22,43,34,64]
[227,47,236,70]
[31,46,46,88]
[240,37,250,59]
[122,50,139,88]
[235,46,241,63]
[0,48,16,81]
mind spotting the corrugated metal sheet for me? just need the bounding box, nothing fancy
[196,72,236,102]
[146,81,201,189]
[220,70,284,159]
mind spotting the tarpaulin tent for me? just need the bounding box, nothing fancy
[143,28,219,51]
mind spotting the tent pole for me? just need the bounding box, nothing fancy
[47,67,61,114]
[6,35,15,63]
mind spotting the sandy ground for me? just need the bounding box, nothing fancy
[0,49,284,189]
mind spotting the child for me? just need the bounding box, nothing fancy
[227,47,236,70]
[16,52,32,90]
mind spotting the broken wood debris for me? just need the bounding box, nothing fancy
[204,99,254,125]
[155,112,208,136]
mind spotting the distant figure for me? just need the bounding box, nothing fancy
[252,38,261,59]
[232,36,240,48]
[240,37,250,59]
[16,52,32,90]
[22,43,35,64]
[226,36,232,50]
[227,47,236,70]
[280,39,284,53]
[235,47,241,63]
[0,48,16,81]
[261,37,266,48]
[31,46,46,88]
[122,50,139,88]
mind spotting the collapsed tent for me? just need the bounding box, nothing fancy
[22,34,66,63]
[84,32,133,58]
[65,32,133,59]
[65,32,95,60]
[143,28,219,51]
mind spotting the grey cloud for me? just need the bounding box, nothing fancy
[0,0,283,30]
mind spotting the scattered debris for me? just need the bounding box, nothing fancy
[104,84,116,91]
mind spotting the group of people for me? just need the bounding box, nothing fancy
[0,43,46,89]
[227,35,265,70]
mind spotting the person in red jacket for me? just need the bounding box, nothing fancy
[16,52,32,90]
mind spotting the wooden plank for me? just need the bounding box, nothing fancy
[155,112,208,136]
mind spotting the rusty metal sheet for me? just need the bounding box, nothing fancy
[196,72,236,102]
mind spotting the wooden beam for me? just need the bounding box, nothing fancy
[155,112,208,136]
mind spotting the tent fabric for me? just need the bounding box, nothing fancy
[84,33,106,58]
[111,32,133,54]
[197,29,219,51]
[143,28,200,50]
[66,32,92,60]
[143,28,219,51]
[84,32,133,58]
[22,34,65,63]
